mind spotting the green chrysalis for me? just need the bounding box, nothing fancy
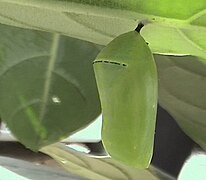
[93,23,158,168]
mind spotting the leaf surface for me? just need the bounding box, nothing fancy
[0,0,206,58]
[41,143,175,180]
[156,55,206,149]
[0,24,101,150]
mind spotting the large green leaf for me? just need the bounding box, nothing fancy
[156,55,206,150]
[41,143,175,180]
[0,24,101,150]
[0,1,206,59]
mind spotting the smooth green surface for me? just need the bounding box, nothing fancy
[156,55,206,150]
[93,31,158,168]
[0,0,205,59]
[0,24,101,150]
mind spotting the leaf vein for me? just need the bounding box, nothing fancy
[160,87,206,128]
[161,86,206,113]
[176,28,206,56]
[0,54,49,78]
[39,34,60,121]
[63,12,114,38]
[52,70,86,102]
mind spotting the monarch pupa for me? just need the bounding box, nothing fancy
[93,23,158,169]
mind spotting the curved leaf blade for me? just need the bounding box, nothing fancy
[156,55,206,150]
[0,24,101,150]
[41,143,175,180]
[0,1,206,58]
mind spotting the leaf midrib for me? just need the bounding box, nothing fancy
[39,33,60,121]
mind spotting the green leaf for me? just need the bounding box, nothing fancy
[0,24,101,150]
[156,55,206,150]
[40,143,175,180]
[0,1,206,58]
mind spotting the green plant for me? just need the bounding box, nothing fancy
[0,0,205,179]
